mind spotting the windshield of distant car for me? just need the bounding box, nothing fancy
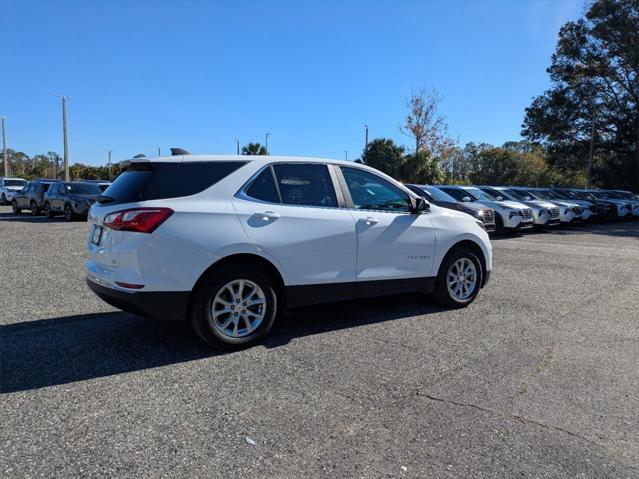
[421,186,457,202]
[520,189,544,200]
[550,190,571,199]
[479,187,506,200]
[464,187,497,201]
[4,179,26,187]
[439,187,477,202]
[502,189,529,201]
[66,183,102,195]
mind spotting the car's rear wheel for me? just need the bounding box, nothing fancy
[64,204,74,221]
[433,247,482,308]
[191,263,278,349]
[30,200,39,216]
[12,200,21,214]
[44,202,54,219]
[1,193,7,205]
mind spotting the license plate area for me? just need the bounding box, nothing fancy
[91,225,103,245]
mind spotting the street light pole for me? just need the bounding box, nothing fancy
[265,132,270,155]
[587,119,595,189]
[107,149,112,180]
[1,116,8,177]
[344,150,348,161]
[234,138,240,155]
[364,124,369,150]
[59,96,71,181]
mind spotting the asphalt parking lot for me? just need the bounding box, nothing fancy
[1,205,638,478]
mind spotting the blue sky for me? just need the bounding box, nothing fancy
[2,0,585,165]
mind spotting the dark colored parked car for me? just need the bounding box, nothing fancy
[12,180,58,216]
[406,184,496,232]
[44,181,102,221]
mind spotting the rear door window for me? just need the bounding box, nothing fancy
[272,164,338,208]
[101,161,247,205]
[245,167,280,203]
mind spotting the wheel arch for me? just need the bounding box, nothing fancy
[439,239,488,288]
[187,253,287,320]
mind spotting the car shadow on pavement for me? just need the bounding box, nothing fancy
[0,211,69,223]
[0,295,441,394]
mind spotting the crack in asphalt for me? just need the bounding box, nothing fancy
[415,390,608,450]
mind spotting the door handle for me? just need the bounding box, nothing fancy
[258,211,280,221]
[361,216,379,225]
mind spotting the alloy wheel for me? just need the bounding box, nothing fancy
[210,279,267,338]
[447,257,477,301]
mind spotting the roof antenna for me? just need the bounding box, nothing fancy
[170,147,190,156]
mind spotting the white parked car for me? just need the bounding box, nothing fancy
[0,177,28,205]
[86,155,492,348]
[435,185,534,233]
[480,186,561,227]
[521,188,590,222]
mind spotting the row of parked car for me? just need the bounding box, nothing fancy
[1,175,637,229]
[0,177,111,220]
[405,184,638,234]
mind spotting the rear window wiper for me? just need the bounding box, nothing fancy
[96,195,115,204]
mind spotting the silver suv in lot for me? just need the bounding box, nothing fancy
[479,186,560,227]
[11,180,58,216]
[435,185,533,234]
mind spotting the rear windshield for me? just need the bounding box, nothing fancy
[66,183,102,195]
[101,161,247,204]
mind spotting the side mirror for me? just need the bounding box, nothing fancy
[462,196,472,202]
[410,196,430,214]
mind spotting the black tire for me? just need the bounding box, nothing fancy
[44,202,54,219]
[494,214,504,235]
[30,200,39,216]
[190,263,278,349]
[1,193,6,205]
[64,203,74,222]
[432,247,483,308]
[12,200,21,214]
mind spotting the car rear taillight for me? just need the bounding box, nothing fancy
[103,208,173,233]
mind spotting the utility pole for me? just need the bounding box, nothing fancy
[234,138,240,155]
[587,119,595,189]
[158,147,161,156]
[344,150,348,161]
[107,149,112,180]
[58,96,71,181]
[265,132,270,155]
[1,116,8,177]
[364,124,369,150]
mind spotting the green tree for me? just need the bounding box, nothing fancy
[361,138,405,179]
[400,151,442,184]
[522,0,639,192]
[241,143,267,155]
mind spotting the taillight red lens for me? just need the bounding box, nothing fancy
[103,208,173,233]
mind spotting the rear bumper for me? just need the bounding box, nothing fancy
[86,278,189,321]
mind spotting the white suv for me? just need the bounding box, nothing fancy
[86,155,492,348]
[436,185,534,233]
[0,177,27,205]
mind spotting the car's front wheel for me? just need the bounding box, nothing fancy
[29,200,39,216]
[12,200,21,214]
[433,247,483,308]
[44,202,54,219]
[191,263,278,349]
[1,193,7,205]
